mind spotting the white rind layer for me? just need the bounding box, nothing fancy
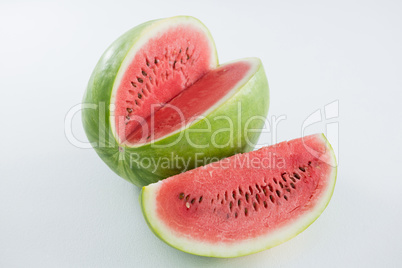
[141,134,337,258]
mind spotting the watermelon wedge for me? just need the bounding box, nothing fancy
[140,134,337,257]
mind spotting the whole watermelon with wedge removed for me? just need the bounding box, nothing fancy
[82,16,269,186]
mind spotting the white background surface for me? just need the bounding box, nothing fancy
[1,0,401,267]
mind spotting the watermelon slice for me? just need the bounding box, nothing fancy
[140,134,337,257]
[82,16,269,186]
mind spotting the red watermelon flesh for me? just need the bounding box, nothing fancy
[141,134,337,257]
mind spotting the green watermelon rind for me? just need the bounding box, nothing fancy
[139,134,337,258]
[82,16,269,187]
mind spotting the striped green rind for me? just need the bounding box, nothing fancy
[82,16,269,187]
[140,134,337,258]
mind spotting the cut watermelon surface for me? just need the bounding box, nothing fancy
[140,134,337,257]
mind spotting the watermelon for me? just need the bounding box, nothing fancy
[140,134,337,257]
[82,16,269,186]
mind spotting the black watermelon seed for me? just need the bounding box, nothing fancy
[276,190,281,197]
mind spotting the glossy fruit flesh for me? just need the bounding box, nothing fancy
[141,134,337,257]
